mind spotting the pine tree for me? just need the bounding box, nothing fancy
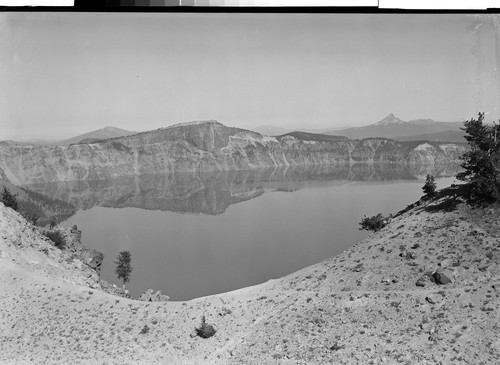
[422,174,437,198]
[114,250,132,288]
[1,187,18,212]
[457,113,500,203]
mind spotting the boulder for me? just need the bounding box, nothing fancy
[425,294,442,304]
[139,289,170,302]
[439,258,452,268]
[432,269,453,285]
[80,248,104,274]
[416,277,427,287]
[406,252,417,260]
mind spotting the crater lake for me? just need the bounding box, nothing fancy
[25,164,459,300]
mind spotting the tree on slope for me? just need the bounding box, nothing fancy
[1,187,18,212]
[114,250,132,288]
[422,174,437,198]
[457,113,500,203]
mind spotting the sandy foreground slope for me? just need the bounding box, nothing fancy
[0,195,499,365]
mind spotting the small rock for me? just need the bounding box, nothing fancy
[329,342,345,351]
[406,252,417,260]
[426,294,442,304]
[416,278,426,287]
[428,328,438,342]
[139,288,170,302]
[419,322,431,331]
[353,263,364,272]
[439,259,452,268]
[433,269,453,285]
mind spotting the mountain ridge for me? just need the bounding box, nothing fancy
[0,120,467,185]
[327,114,463,140]
[56,126,137,146]
[253,114,462,140]
[6,126,137,146]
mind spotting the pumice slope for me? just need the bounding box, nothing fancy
[0,188,499,364]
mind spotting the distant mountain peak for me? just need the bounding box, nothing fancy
[102,126,122,131]
[55,126,137,146]
[374,113,405,126]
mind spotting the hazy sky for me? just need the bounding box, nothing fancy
[1,12,499,140]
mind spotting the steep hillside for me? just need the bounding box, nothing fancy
[0,179,76,224]
[1,188,499,364]
[0,121,467,185]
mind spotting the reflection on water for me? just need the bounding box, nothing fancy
[24,164,461,215]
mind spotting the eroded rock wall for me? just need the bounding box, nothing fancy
[0,122,467,185]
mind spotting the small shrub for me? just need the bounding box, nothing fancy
[19,210,39,225]
[195,315,216,339]
[359,213,389,232]
[139,324,149,334]
[43,230,66,249]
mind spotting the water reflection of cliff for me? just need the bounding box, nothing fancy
[24,164,461,215]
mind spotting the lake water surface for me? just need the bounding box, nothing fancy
[27,165,458,300]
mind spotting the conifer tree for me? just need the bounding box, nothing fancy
[457,113,500,203]
[114,250,132,288]
[1,187,18,212]
[422,174,437,198]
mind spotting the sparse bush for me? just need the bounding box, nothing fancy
[49,220,57,229]
[422,174,437,198]
[139,324,149,334]
[359,213,389,232]
[1,187,18,212]
[43,230,66,249]
[195,315,216,339]
[22,211,39,225]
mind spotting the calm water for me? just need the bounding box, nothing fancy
[27,165,458,300]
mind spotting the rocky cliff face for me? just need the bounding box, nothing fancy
[0,121,467,185]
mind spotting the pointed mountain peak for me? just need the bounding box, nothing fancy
[374,113,405,126]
